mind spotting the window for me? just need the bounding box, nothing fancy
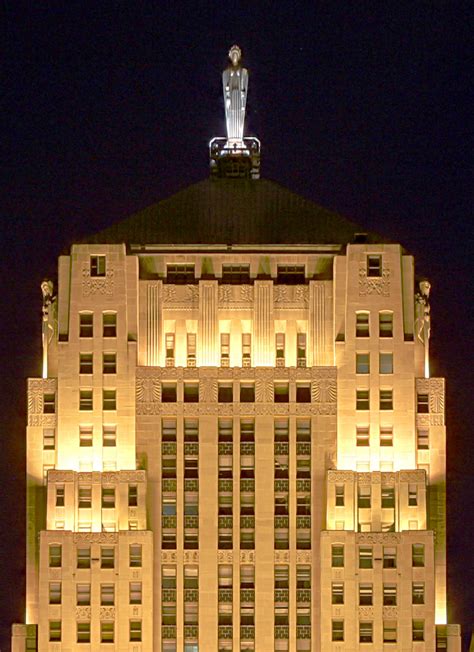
[79,354,93,376]
[240,382,255,402]
[358,546,373,569]
[412,543,425,567]
[43,428,55,450]
[79,390,93,411]
[356,426,370,446]
[417,393,429,413]
[383,583,397,606]
[218,382,233,402]
[359,583,373,605]
[356,312,369,337]
[49,621,61,642]
[275,332,285,361]
[49,544,61,568]
[356,390,369,410]
[187,333,196,364]
[332,620,344,642]
[332,582,344,604]
[277,265,305,284]
[166,263,195,284]
[77,621,90,643]
[103,425,116,447]
[409,485,418,506]
[128,484,138,507]
[184,382,199,402]
[380,427,393,446]
[55,486,65,507]
[102,487,115,508]
[335,485,344,507]
[417,428,429,449]
[90,255,106,277]
[274,383,289,403]
[79,426,93,446]
[101,547,115,569]
[358,486,371,509]
[242,333,251,364]
[165,332,175,360]
[296,383,311,402]
[296,565,311,589]
[220,333,230,363]
[102,312,117,338]
[331,544,344,567]
[130,544,142,567]
[383,620,397,644]
[130,620,142,642]
[356,353,370,374]
[102,352,116,374]
[413,620,425,642]
[380,389,393,410]
[101,621,114,644]
[130,582,142,604]
[297,333,307,365]
[103,389,116,410]
[367,254,382,277]
[359,621,373,643]
[79,312,93,337]
[77,547,91,568]
[222,263,250,284]
[382,487,395,508]
[43,393,55,414]
[49,582,61,604]
[77,584,91,606]
[412,582,425,604]
[162,382,177,402]
[383,546,397,568]
[380,352,393,374]
[379,312,393,337]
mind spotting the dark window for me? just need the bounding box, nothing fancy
[412,582,424,605]
[218,383,233,402]
[383,584,397,606]
[412,544,425,567]
[413,620,424,642]
[103,353,116,374]
[356,390,369,410]
[79,313,93,338]
[79,390,93,411]
[101,547,115,569]
[356,312,369,337]
[296,384,311,402]
[367,254,382,277]
[359,547,373,569]
[356,353,370,374]
[331,545,344,567]
[358,486,371,509]
[335,485,344,507]
[55,486,65,507]
[162,383,177,402]
[166,264,195,284]
[417,393,429,413]
[277,265,305,284]
[77,621,91,643]
[382,487,395,508]
[128,485,138,507]
[380,389,393,410]
[102,488,115,508]
[130,544,142,567]
[379,312,393,337]
[359,621,373,643]
[103,390,116,410]
[49,545,62,567]
[103,426,116,447]
[90,255,106,277]
[332,582,344,604]
[77,547,91,569]
[184,383,199,403]
[43,393,55,414]
[274,383,289,403]
[80,353,93,374]
[240,383,255,402]
[332,620,344,642]
[222,264,250,284]
[103,313,117,337]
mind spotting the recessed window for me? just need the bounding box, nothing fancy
[240,382,255,402]
[383,583,397,606]
[297,333,307,366]
[218,382,233,403]
[356,390,369,410]
[356,426,370,446]
[356,353,370,374]
[49,582,61,604]
[220,333,230,364]
[356,312,370,337]
[359,583,373,606]
[55,486,65,507]
[417,428,429,449]
[296,383,311,403]
[79,390,93,411]
[358,486,371,509]
[49,621,61,642]
[379,312,393,337]
[103,353,117,374]
[359,621,373,643]
[413,620,425,642]
[101,547,115,569]
[79,312,93,338]
[382,487,395,508]
[332,620,344,642]
[102,487,115,509]
[275,332,285,362]
[359,546,373,569]
[380,427,393,446]
[335,485,344,507]
[77,621,91,643]
[367,254,382,277]
[412,543,425,567]
[103,389,116,410]
[130,582,142,605]
[187,333,196,364]
[103,313,117,338]
[161,382,177,402]
[222,263,250,284]
[76,584,91,606]
[90,255,106,277]
[80,353,93,374]
[78,486,92,509]
[130,544,142,567]
[242,333,251,365]
[165,332,175,360]
[380,389,393,410]
[383,546,397,568]
[380,352,393,374]
[274,383,289,403]
[128,484,138,507]
[409,484,418,506]
[43,428,55,450]
[412,582,425,604]
[332,582,344,605]
[49,545,61,567]
[417,393,429,413]
[43,393,55,414]
[166,264,195,284]
[277,265,305,284]
[101,621,114,644]
[331,544,344,568]
[183,382,199,403]
[103,425,116,447]
[77,547,91,568]
[383,620,397,644]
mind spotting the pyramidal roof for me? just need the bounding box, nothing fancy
[86,178,386,248]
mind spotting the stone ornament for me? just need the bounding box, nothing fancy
[358,262,391,296]
[82,263,114,296]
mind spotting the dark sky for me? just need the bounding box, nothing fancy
[1,2,472,649]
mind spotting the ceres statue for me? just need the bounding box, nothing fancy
[223,45,248,148]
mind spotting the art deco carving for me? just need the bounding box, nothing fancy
[429,378,444,413]
[48,569,61,580]
[358,264,390,296]
[274,550,290,563]
[161,551,178,563]
[218,284,254,309]
[27,378,57,426]
[199,377,218,403]
[358,606,374,617]
[328,471,354,483]
[274,285,309,308]
[76,607,91,618]
[100,607,115,618]
[383,606,399,618]
[119,470,146,483]
[82,264,114,296]
[399,470,426,483]
[296,551,312,564]
[183,550,199,564]
[217,550,233,563]
[357,532,401,544]
[430,414,444,426]
[417,414,430,426]
[240,551,255,563]
[357,473,372,485]
[48,470,75,483]
[73,532,118,543]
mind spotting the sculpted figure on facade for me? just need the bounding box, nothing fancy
[415,280,431,378]
[223,45,248,148]
[41,280,55,379]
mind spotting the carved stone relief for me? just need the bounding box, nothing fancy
[161,550,178,563]
[100,607,115,618]
[183,550,200,564]
[199,377,218,403]
[73,532,118,543]
[76,607,92,619]
[163,284,199,310]
[218,284,254,309]
[82,264,114,296]
[357,532,401,544]
[273,285,309,308]
[217,550,233,563]
[358,264,390,296]
[328,471,354,483]
[27,378,57,426]
[240,551,255,563]
[296,551,312,564]
[274,550,290,563]
[429,378,444,414]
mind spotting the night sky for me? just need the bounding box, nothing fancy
[1,2,472,649]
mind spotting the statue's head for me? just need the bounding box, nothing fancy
[228,44,242,67]
[41,280,53,298]
[419,280,431,297]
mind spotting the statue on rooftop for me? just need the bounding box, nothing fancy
[415,280,431,378]
[223,45,248,148]
[41,280,55,379]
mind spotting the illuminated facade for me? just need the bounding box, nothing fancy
[12,47,462,651]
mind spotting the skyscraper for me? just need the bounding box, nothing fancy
[12,46,461,652]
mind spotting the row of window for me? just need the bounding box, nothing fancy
[79,389,116,410]
[49,581,142,606]
[356,311,393,337]
[331,580,425,606]
[161,381,311,403]
[356,389,393,410]
[54,483,138,508]
[331,543,425,568]
[79,352,117,374]
[334,483,419,508]
[49,543,142,568]
[79,312,116,338]
[49,620,142,643]
[356,352,393,374]
[331,619,425,643]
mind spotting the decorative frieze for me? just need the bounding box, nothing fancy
[73,532,118,543]
[327,471,354,483]
[296,551,312,564]
[218,284,254,309]
[273,284,309,308]
[274,550,290,563]
[357,532,401,544]
[163,284,199,310]
[240,550,255,563]
[183,550,199,564]
[358,263,390,296]
[82,264,114,296]
[27,378,57,426]
[199,374,218,403]
[217,550,233,563]
[76,606,91,619]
